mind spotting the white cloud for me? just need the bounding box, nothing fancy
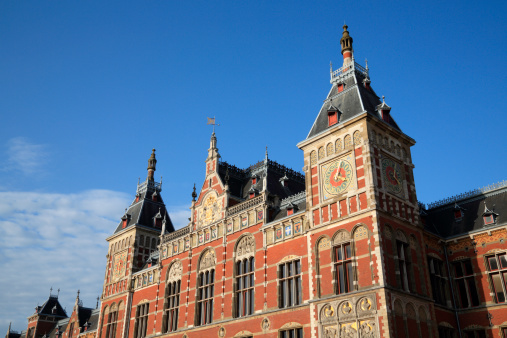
[0,189,190,334]
[2,137,48,176]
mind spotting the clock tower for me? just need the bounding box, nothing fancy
[298,25,431,337]
[99,149,175,338]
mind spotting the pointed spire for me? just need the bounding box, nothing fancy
[265,146,269,162]
[161,213,167,235]
[207,132,220,161]
[147,149,157,181]
[8,322,11,335]
[340,24,354,67]
[96,296,99,309]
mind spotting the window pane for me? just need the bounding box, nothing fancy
[288,262,293,277]
[499,254,507,268]
[288,279,293,305]
[488,256,499,270]
[345,244,351,259]
[336,247,342,261]
[296,260,301,274]
[468,278,480,306]
[454,263,464,277]
[347,262,353,292]
[464,260,473,275]
[457,279,469,308]
[492,273,505,302]
[338,264,345,293]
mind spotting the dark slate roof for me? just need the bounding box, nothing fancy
[86,308,100,332]
[113,179,175,235]
[306,64,400,140]
[270,191,307,222]
[46,318,69,338]
[422,185,507,238]
[36,295,67,318]
[218,159,305,202]
[141,250,159,270]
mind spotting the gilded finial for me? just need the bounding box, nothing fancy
[382,95,385,103]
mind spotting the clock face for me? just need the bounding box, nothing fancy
[113,251,127,280]
[381,158,403,194]
[322,157,354,198]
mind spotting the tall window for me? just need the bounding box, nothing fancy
[280,328,303,338]
[487,252,507,303]
[279,260,302,308]
[397,240,411,291]
[105,308,118,338]
[196,269,215,325]
[428,257,448,306]
[163,281,180,332]
[68,323,74,338]
[334,243,353,294]
[235,257,254,317]
[133,303,149,338]
[452,260,480,308]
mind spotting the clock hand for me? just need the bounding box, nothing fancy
[333,161,343,181]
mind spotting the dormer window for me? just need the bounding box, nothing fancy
[484,215,495,225]
[454,203,465,222]
[152,191,158,202]
[328,111,338,126]
[287,208,294,216]
[249,192,255,199]
[252,177,257,185]
[337,83,344,92]
[121,211,131,229]
[483,203,498,226]
[381,110,390,122]
[135,193,140,203]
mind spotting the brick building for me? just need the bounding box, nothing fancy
[7,26,507,338]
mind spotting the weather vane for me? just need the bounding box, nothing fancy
[207,116,220,133]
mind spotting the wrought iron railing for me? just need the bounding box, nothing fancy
[330,61,368,83]
[427,180,507,209]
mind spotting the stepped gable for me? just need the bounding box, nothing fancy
[113,149,175,234]
[218,158,305,201]
[306,26,400,140]
[422,182,507,238]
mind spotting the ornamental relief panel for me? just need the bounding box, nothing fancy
[197,192,223,229]
[167,260,182,283]
[318,294,377,338]
[200,250,216,271]
[236,235,255,259]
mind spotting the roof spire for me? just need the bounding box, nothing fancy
[191,183,197,201]
[147,149,157,181]
[265,146,269,162]
[340,24,354,67]
[96,296,99,309]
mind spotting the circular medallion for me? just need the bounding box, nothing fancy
[323,159,353,195]
[381,158,403,194]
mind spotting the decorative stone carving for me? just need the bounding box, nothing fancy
[218,327,225,337]
[340,301,353,316]
[357,297,373,314]
[396,229,407,242]
[333,230,350,245]
[323,326,337,338]
[326,143,334,156]
[200,250,216,270]
[359,320,376,338]
[344,135,352,148]
[310,151,317,166]
[261,318,270,332]
[340,322,356,338]
[236,235,255,259]
[353,131,362,145]
[335,139,343,152]
[354,226,368,240]
[167,261,182,282]
[320,304,336,324]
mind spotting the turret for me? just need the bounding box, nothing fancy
[147,148,157,181]
[340,24,353,67]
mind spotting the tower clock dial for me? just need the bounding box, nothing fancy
[321,157,354,198]
[381,158,403,195]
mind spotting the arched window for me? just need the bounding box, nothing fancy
[234,235,255,317]
[163,261,182,333]
[104,303,118,338]
[196,250,216,326]
[133,302,149,338]
[333,230,354,294]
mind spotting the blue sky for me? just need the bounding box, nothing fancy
[1,0,506,331]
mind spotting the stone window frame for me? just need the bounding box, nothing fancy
[162,260,183,333]
[485,251,507,303]
[427,255,450,306]
[195,248,216,326]
[133,302,149,338]
[278,259,302,308]
[233,234,256,318]
[451,259,480,308]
